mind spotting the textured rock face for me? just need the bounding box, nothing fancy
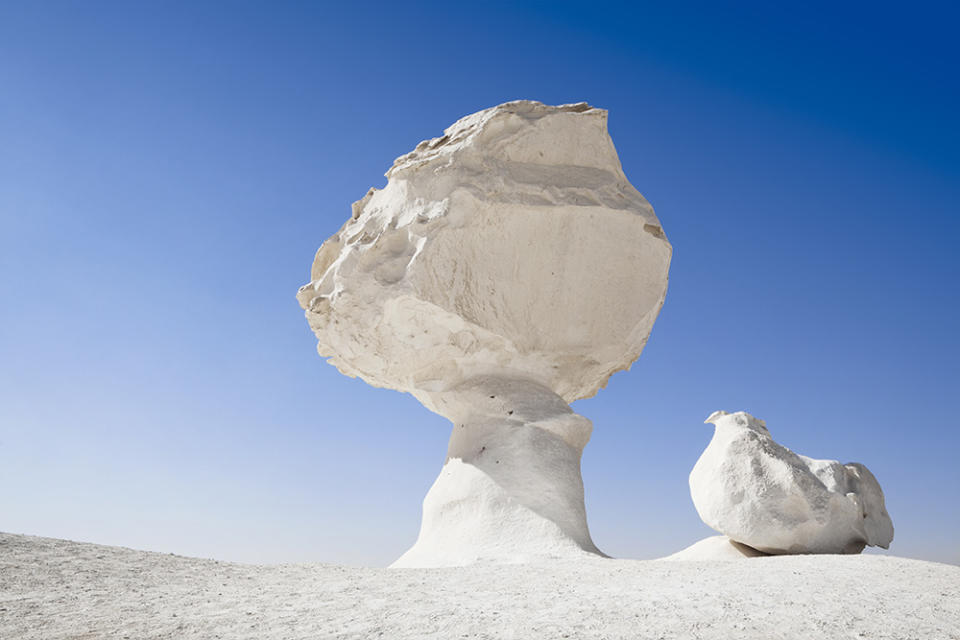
[298,101,671,566]
[689,411,894,555]
[296,100,670,405]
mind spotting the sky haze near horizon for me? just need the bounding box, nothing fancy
[1,1,958,565]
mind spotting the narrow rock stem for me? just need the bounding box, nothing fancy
[392,376,603,567]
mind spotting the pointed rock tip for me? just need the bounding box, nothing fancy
[705,410,729,424]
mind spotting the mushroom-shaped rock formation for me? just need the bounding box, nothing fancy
[297,100,672,567]
[690,410,894,555]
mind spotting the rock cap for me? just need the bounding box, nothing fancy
[297,100,671,402]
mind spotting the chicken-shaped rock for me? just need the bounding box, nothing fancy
[689,410,894,555]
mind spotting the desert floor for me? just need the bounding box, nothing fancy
[1,532,957,639]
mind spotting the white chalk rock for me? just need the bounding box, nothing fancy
[392,378,603,568]
[660,535,767,561]
[298,101,671,567]
[690,411,894,555]
[297,100,670,403]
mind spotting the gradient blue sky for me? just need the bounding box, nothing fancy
[1,1,958,566]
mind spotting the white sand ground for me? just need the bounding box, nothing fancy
[1,533,957,640]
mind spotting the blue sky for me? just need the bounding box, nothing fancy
[1,1,957,565]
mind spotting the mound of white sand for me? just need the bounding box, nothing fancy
[1,533,957,639]
[661,535,767,560]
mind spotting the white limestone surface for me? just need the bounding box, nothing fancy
[3,533,958,640]
[297,101,671,566]
[690,411,895,555]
